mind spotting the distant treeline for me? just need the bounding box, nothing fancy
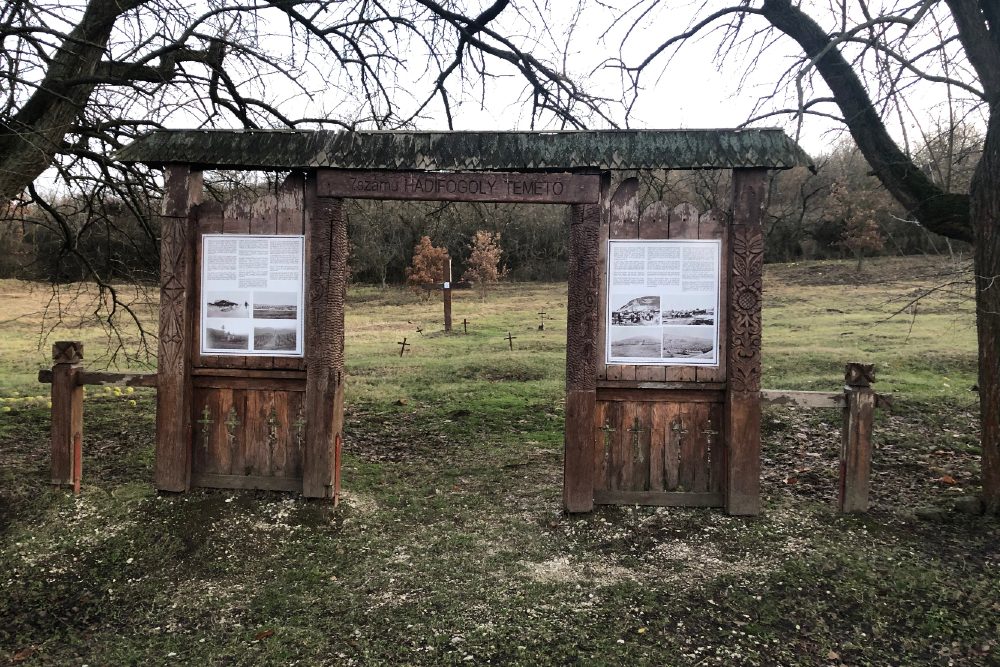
[0,136,976,284]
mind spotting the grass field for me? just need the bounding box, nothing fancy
[1,256,997,665]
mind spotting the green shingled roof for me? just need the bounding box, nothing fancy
[114,129,812,171]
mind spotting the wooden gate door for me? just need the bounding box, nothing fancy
[593,178,730,508]
[187,177,312,491]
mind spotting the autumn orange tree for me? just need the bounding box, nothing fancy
[405,236,449,300]
[463,230,506,299]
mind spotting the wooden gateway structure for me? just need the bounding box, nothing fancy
[114,129,810,514]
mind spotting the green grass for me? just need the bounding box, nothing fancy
[1,257,997,666]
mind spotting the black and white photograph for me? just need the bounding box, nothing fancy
[609,327,661,359]
[610,294,661,326]
[204,291,251,318]
[253,324,298,351]
[252,291,298,319]
[660,294,716,326]
[204,321,250,351]
[661,325,716,361]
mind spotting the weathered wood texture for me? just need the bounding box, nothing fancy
[39,369,157,388]
[316,169,601,203]
[725,168,767,515]
[761,389,844,408]
[563,183,603,513]
[594,490,723,507]
[603,178,639,383]
[840,363,876,513]
[155,165,201,492]
[191,387,305,483]
[595,181,730,509]
[303,189,347,501]
[594,398,723,497]
[49,341,83,488]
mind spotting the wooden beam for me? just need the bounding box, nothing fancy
[761,389,844,408]
[191,473,302,492]
[593,490,724,507]
[155,164,202,492]
[303,182,347,501]
[563,175,605,513]
[49,341,83,488]
[316,169,601,203]
[725,168,767,516]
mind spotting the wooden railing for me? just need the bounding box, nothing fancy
[39,341,888,511]
[761,362,891,513]
[39,342,156,494]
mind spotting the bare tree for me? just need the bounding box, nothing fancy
[614,0,999,511]
[0,0,610,359]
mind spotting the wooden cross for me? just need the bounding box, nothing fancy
[398,337,410,357]
[197,405,213,447]
[628,416,649,463]
[462,318,468,334]
[224,407,240,442]
[538,311,547,331]
[505,331,517,350]
[293,413,307,452]
[702,421,720,448]
[267,408,279,451]
[703,420,719,485]
[599,421,616,461]
[670,420,688,442]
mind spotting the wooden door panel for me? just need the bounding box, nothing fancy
[594,396,724,505]
[191,386,304,489]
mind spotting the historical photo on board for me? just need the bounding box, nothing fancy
[252,291,298,319]
[610,294,661,326]
[660,293,716,326]
[204,320,250,351]
[254,324,298,352]
[609,327,661,359]
[204,291,250,318]
[661,325,716,361]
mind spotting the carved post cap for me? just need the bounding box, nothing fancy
[52,341,84,364]
[845,362,875,387]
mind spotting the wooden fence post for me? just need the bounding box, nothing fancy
[50,341,83,490]
[840,363,876,513]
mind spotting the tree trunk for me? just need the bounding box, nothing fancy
[971,111,1000,513]
[0,0,143,201]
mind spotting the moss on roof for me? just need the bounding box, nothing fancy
[114,129,812,171]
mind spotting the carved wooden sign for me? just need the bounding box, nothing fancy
[316,170,600,203]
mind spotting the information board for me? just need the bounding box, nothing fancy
[200,234,305,357]
[606,239,721,366]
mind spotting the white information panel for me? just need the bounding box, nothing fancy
[606,239,721,366]
[200,234,305,357]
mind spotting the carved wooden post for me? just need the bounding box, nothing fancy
[840,363,876,513]
[303,179,347,501]
[725,168,767,515]
[155,165,202,492]
[50,341,83,489]
[563,175,604,513]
